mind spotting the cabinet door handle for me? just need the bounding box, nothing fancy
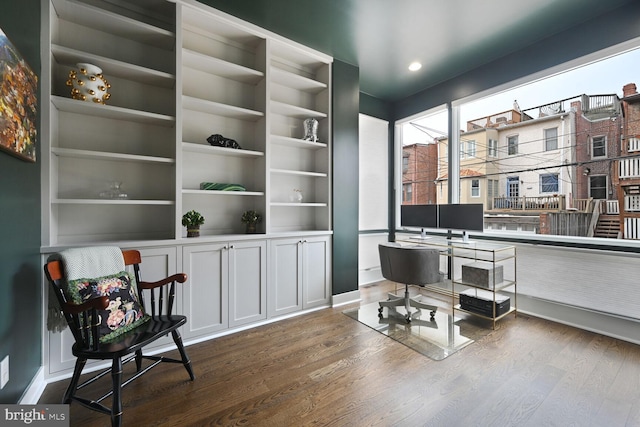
[229,245,234,249]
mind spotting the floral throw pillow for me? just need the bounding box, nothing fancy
[66,271,149,343]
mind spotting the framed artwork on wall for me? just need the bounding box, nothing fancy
[0,27,37,162]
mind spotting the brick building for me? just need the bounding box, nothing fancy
[402,143,437,204]
[572,95,622,200]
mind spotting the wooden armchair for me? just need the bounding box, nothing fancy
[44,248,195,427]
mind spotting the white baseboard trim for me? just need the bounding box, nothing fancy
[516,293,640,345]
[19,367,46,404]
[331,289,361,307]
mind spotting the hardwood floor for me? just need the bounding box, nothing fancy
[39,281,640,426]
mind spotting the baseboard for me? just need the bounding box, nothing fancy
[514,293,640,345]
[19,367,46,404]
[332,289,361,307]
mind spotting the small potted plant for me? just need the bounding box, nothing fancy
[182,210,205,237]
[241,210,262,234]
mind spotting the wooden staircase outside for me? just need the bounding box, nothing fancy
[593,214,621,238]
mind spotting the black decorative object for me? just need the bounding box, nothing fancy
[207,134,241,149]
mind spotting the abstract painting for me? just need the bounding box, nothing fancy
[0,27,37,162]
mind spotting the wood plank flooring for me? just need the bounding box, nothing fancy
[38,281,640,426]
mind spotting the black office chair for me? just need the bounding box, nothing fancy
[378,243,444,322]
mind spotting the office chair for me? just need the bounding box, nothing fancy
[378,243,443,323]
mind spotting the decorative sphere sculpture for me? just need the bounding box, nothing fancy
[66,63,111,104]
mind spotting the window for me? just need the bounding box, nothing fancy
[592,136,606,158]
[589,175,607,199]
[471,179,480,197]
[467,140,476,158]
[507,136,518,155]
[403,183,412,202]
[540,173,559,193]
[488,139,497,157]
[402,153,409,173]
[487,179,499,198]
[459,140,465,159]
[544,128,558,151]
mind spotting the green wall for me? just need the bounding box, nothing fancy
[0,0,42,404]
[331,60,359,295]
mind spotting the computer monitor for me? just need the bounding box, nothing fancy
[400,204,438,228]
[437,203,484,232]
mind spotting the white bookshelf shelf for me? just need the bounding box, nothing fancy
[182,95,264,121]
[52,147,175,164]
[271,168,327,178]
[51,0,175,49]
[182,189,264,196]
[270,135,327,150]
[182,142,263,157]
[183,49,264,84]
[51,96,175,126]
[52,44,175,88]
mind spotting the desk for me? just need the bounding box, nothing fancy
[396,236,517,329]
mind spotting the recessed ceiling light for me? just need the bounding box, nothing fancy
[408,62,422,71]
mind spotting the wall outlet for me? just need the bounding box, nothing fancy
[1,355,8,389]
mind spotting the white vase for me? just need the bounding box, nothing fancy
[66,62,111,104]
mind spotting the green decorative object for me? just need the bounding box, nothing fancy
[200,182,246,191]
[182,210,205,237]
[241,210,262,234]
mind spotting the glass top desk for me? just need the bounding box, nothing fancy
[395,235,517,328]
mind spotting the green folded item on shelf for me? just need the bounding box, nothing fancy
[200,182,246,191]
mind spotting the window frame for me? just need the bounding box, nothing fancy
[488,139,497,157]
[539,173,559,193]
[592,135,606,158]
[544,127,558,151]
[589,175,607,199]
[402,183,412,202]
[467,139,476,158]
[471,179,480,197]
[507,135,518,155]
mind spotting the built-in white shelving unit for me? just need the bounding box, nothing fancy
[42,0,334,378]
[43,0,332,245]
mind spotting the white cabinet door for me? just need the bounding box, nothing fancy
[268,238,303,317]
[302,236,331,309]
[269,235,332,317]
[228,240,267,327]
[182,243,228,338]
